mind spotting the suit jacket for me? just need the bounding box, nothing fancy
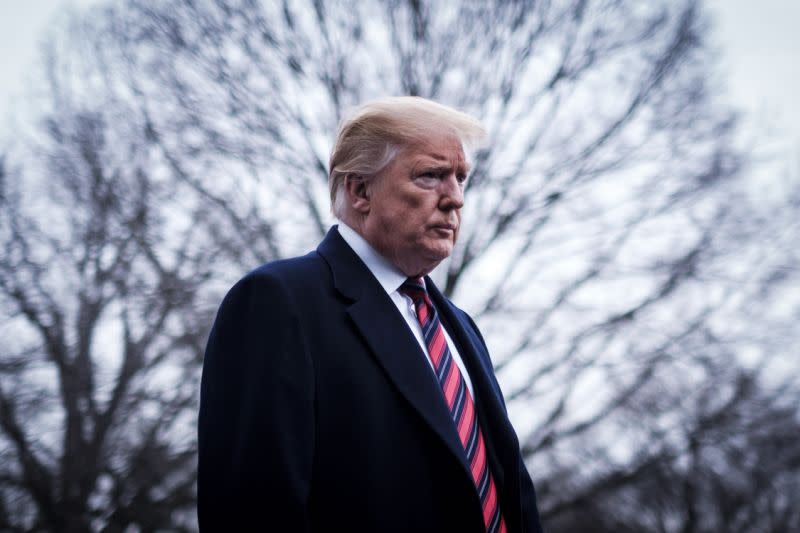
[198,226,543,532]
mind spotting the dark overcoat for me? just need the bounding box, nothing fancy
[198,227,543,532]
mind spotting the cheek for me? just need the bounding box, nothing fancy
[389,194,427,225]
[396,193,425,215]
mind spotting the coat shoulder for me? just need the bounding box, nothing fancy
[216,251,333,317]
[243,251,329,288]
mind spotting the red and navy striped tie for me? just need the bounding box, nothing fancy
[400,278,506,533]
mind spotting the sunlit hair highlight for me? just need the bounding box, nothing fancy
[328,96,487,218]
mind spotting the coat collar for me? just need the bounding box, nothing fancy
[317,226,522,526]
[318,227,477,475]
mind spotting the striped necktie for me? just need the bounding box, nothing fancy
[400,278,507,533]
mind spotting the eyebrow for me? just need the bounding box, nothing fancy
[414,157,471,174]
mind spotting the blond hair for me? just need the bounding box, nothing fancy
[328,96,486,217]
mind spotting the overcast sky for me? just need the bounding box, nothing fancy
[706,0,800,168]
[1,0,798,157]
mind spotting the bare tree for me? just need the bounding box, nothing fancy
[0,17,211,531]
[2,0,798,530]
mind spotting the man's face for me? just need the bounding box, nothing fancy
[360,134,468,277]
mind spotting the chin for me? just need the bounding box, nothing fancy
[435,242,455,258]
[423,247,452,265]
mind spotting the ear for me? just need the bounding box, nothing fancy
[344,174,371,215]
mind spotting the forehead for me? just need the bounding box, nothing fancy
[403,135,468,168]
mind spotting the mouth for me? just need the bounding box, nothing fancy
[430,224,457,234]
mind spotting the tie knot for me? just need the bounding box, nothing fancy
[399,277,426,301]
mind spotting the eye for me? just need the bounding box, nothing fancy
[414,171,440,187]
[456,173,468,184]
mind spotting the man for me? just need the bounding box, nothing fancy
[198,97,543,532]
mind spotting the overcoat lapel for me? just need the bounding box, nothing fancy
[427,281,524,530]
[317,227,478,491]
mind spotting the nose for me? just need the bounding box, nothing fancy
[439,173,464,211]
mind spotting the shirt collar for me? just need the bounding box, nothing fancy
[336,222,408,295]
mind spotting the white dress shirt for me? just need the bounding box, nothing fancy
[337,223,475,397]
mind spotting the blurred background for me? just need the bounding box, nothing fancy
[1,1,798,531]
